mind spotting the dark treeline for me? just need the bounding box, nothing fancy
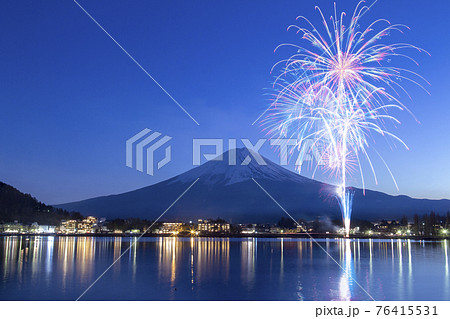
[275,213,450,236]
[410,212,450,236]
[276,216,373,233]
[106,218,154,232]
[0,182,82,225]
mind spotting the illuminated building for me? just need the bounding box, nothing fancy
[269,227,281,234]
[26,222,56,234]
[125,229,141,235]
[77,216,98,234]
[39,225,56,233]
[32,223,56,234]
[59,220,77,234]
[197,219,230,233]
[1,222,26,233]
[240,224,256,234]
[156,222,183,234]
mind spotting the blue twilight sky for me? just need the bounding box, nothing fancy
[0,0,449,204]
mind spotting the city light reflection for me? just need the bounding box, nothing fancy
[337,238,353,301]
[1,237,449,300]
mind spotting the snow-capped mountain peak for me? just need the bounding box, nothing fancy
[171,148,314,186]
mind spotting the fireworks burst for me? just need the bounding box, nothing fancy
[263,1,428,237]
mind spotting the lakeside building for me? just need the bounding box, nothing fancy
[197,219,230,233]
[255,224,272,234]
[240,224,256,234]
[269,226,281,234]
[38,225,56,234]
[240,223,307,235]
[155,222,183,235]
[77,216,98,234]
[0,222,27,233]
[97,218,110,233]
[0,222,56,234]
[59,220,78,234]
[30,223,56,234]
[372,220,402,235]
[58,216,99,234]
[125,229,141,235]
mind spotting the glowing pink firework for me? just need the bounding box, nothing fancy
[263,2,428,237]
[272,1,429,113]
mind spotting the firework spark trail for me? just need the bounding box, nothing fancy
[262,1,427,237]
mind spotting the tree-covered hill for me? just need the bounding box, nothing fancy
[0,182,82,225]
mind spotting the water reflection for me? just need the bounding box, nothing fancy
[337,239,353,300]
[241,238,256,286]
[154,237,230,297]
[1,236,449,300]
[444,240,449,294]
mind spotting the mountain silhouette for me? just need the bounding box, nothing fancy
[56,148,450,223]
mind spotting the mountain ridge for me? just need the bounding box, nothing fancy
[55,148,450,223]
[0,182,82,224]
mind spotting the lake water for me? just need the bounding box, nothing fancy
[0,236,449,300]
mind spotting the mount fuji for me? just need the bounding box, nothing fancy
[56,148,450,223]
